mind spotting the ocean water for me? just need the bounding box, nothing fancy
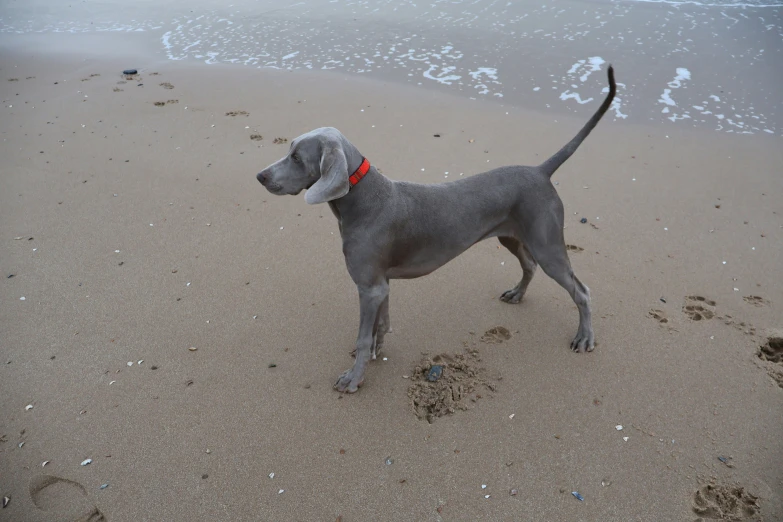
[1,0,780,135]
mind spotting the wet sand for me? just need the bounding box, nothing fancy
[1,4,783,521]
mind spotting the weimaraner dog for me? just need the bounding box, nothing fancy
[257,66,616,393]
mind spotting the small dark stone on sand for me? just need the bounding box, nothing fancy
[122,69,138,75]
[580,217,588,224]
[426,365,443,382]
[268,363,277,368]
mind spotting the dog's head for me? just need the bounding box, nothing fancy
[256,127,350,204]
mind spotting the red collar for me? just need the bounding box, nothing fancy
[348,158,371,187]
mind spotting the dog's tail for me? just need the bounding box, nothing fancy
[538,65,616,178]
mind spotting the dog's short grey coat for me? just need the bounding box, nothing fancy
[257,66,617,392]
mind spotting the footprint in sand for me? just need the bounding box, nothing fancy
[566,244,584,253]
[250,134,263,141]
[648,309,669,324]
[159,82,174,90]
[480,326,511,344]
[757,331,783,388]
[682,296,716,321]
[743,295,769,307]
[691,482,760,521]
[225,110,249,117]
[30,475,106,521]
[716,313,756,336]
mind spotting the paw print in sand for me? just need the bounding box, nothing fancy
[480,326,511,344]
[743,295,769,307]
[648,309,668,324]
[682,296,715,321]
[691,482,760,521]
[757,331,783,388]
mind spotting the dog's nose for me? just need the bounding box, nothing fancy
[256,171,267,185]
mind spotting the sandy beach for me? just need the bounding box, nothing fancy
[1,0,782,520]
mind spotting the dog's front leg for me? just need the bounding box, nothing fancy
[372,293,391,359]
[334,281,389,393]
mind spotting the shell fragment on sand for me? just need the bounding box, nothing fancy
[80,459,92,466]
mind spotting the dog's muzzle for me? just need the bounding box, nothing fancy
[257,171,284,194]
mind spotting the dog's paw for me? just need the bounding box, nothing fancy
[570,331,595,353]
[334,368,365,393]
[500,285,524,304]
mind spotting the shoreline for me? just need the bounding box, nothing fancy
[2,0,781,137]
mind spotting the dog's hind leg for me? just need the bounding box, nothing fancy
[498,237,538,304]
[531,241,594,353]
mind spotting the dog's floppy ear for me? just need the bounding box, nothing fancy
[304,145,350,204]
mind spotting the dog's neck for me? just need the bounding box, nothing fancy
[327,137,393,215]
[330,158,392,224]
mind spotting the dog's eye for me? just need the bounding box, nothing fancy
[291,152,301,163]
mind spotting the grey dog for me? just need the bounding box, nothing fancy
[257,66,616,393]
